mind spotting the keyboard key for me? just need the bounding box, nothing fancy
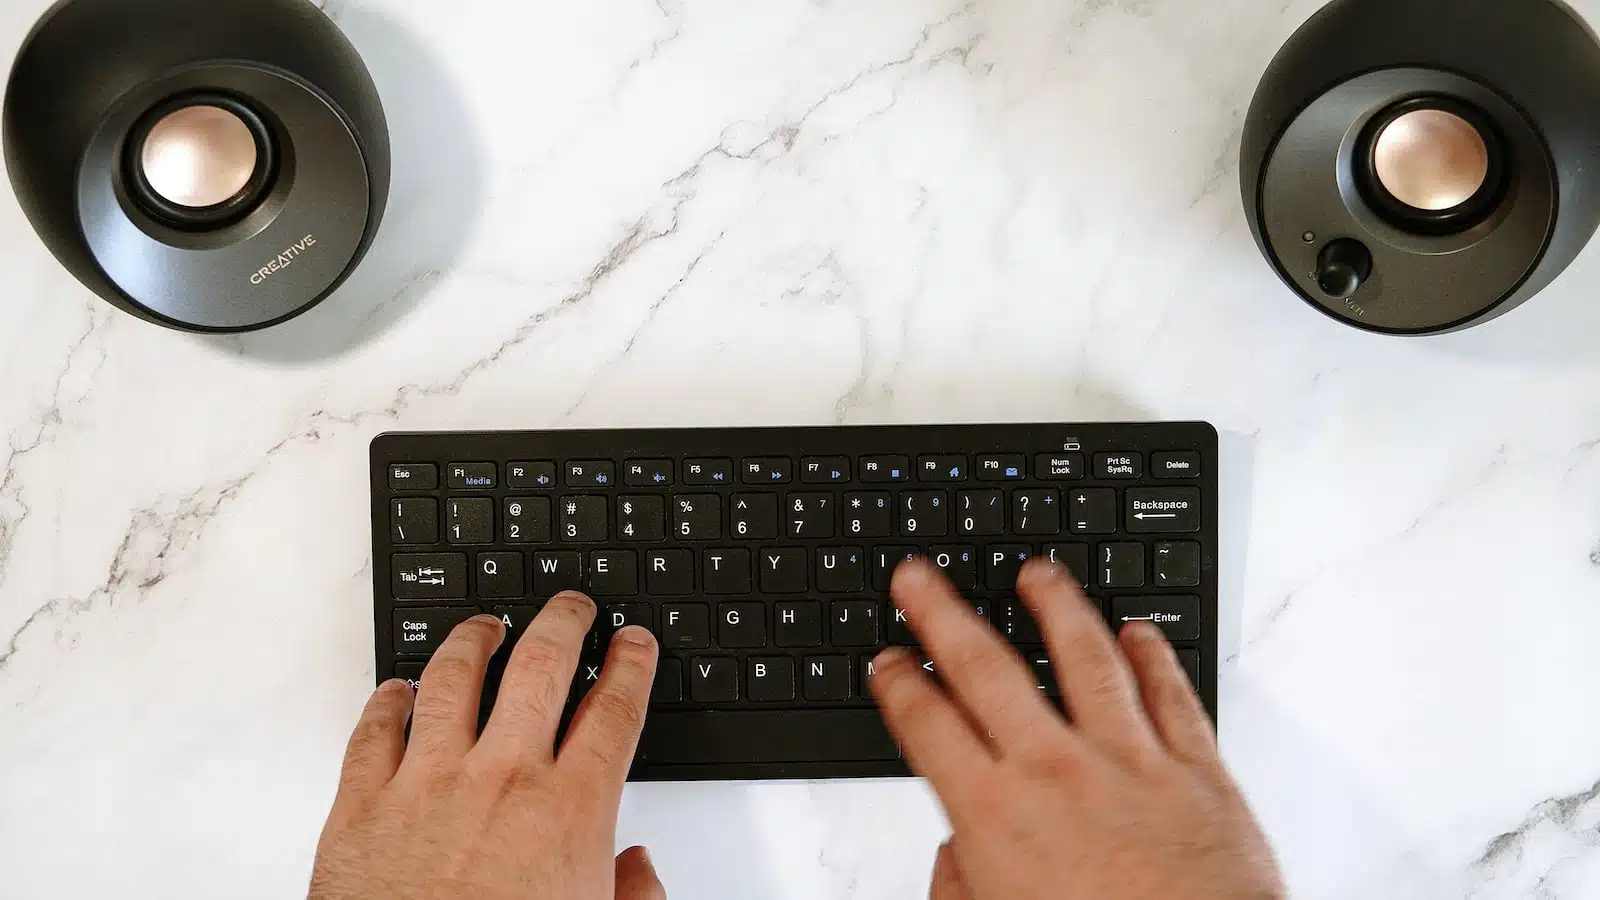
[1043,543,1091,588]
[1069,488,1117,535]
[683,458,733,485]
[817,547,865,593]
[985,545,1032,590]
[1154,541,1203,587]
[859,655,880,699]
[831,600,879,647]
[801,456,851,483]
[566,460,616,487]
[843,491,892,538]
[804,656,851,701]
[392,552,468,600]
[673,495,722,540]
[704,549,751,594]
[616,496,665,542]
[1152,451,1202,478]
[624,459,674,487]
[393,607,480,654]
[662,604,710,649]
[776,601,823,647]
[646,549,694,595]
[742,457,792,484]
[976,454,1026,481]
[389,463,438,491]
[748,657,796,702]
[788,493,836,538]
[871,546,917,591]
[717,602,766,648]
[859,455,910,483]
[652,658,684,703]
[574,659,604,699]
[957,490,1004,536]
[1095,452,1142,479]
[1126,487,1202,534]
[1000,601,1042,644]
[1035,453,1084,480]
[900,490,949,537]
[446,462,496,490]
[1098,543,1146,589]
[731,494,779,540]
[603,602,652,634]
[1012,489,1061,536]
[503,497,552,544]
[558,496,608,542]
[491,605,544,649]
[394,661,426,691]
[533,551,582,597]
[445,498,494,544]
[930,545,978,590]
[587,550,638,596]
[887,604,915,645]
[759,548,808,593]
[1111,596,1201,641]
[391,497,438,544]
[636,710,898,764]
[1027,654,1061,697]
[918,455,966,482]
[506,460,557,489]
[476,552,524,598]
[1176,649,1202,689]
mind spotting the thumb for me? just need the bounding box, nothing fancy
[929,840,973,900]
[615,846,666,900]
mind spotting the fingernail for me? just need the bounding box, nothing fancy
[377,678,410,693]
[554,591,596,611]
[873,647,912,671]
[638,847,653,866]
[471,613,505,629]
[616,625,656,647]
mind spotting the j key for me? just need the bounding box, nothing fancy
[957,490,1004,536]
[491,605,545,649]
[566,460,616,487]
[1000,601,1043,644]
[801,456,851,483]
[900,490,949,537]
[831,600,879,647]
[587,550,638,596]
[652,658,685,704]
[1111,596,1201,641]
[1126,487,1202,534]
[731,494,779,540]
[1176,649,1202,689]
[1028,654,1061,697]
[918,455,966,482]
[624,459,674,487]
[446,462,496,490]
[602,602,652,634]
[558,496,608,542]
[476,552,524,598]
[843,491,892,538]
[976,454,1026,481]
[1069,488,1117,535]
[1153,451,1202,478]
[1095,452,1142,479]
[1154,541,1203,587]
[872,546,917,591]
[393,552,468,600]
[389,463,438,491]
[532,551,582,597]
[748,657,796,702]
[742,457,792,484]
[1035,453,1084,480]
[689,657,739,703]
[929,545,978,590]
[503,497,552,543]
[703,549,752,594]
[445,498,493,544]
[985,545,1032,590]
[816,547,865,593]
[804,656,851,702]
[1012,489,1061,536]
[775,601,823,647]
[616,495,665,542]
[759,548,808,593]
[1044,543,1091,588]
[646,549,694,595]
[393,607,480,654]
[506,460,556,489]
[1099,543,1146,589]
[718,602,767,648]
[683,458,733,485]
[661,604,710,649]
[788,493,836,538]
[673,495,722,540]
[391,497,438,544]
[859,455,910,483]
[887,605,915,645]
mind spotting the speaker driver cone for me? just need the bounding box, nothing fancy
[125,94,277,230]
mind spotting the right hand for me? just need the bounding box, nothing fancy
[873,560,1285,900]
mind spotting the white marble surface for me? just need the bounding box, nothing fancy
[2,0,1599,897]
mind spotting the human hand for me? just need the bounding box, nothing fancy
[874,560,1284,900]
[309,593,666,900]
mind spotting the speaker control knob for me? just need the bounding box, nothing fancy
[1315,238,1372,299]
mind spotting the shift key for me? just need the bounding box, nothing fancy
[393,552,468,599]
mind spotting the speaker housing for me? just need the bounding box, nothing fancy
[1242,0,1600,334]
[4,0,389,333]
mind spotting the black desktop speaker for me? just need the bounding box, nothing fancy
[1242,0,1600,334]
[3,0,389,333]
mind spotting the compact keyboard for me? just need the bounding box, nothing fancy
[370,423,1218,781]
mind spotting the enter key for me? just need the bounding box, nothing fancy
[1111,596,1200,642]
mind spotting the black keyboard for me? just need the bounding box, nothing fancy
[370,423,1218,781]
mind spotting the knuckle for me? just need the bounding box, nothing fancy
[420,657,479,701]
[512,631,572,672]
[586,687,647,734]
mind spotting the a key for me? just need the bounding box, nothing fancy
[1012,489,1061,536]
[929,545,978,590]
[392,552,468,600]
[532,551,582,597]
[476,552,524,598]
[1035,453,1084,480]
[1126,487,1202,534]
[683,458,734,485]
[1069,488,1117,535]
[389,463,438,491]
[900,490,949,537]
[1095,452,1142,479]
[661,604,710,649]
[1043,543,1091,588]
[758,548,808,593]
[445,498,493,544]
[803,656,851,701]
[831,600,879,647]
[673,495,722,541]
[731,494,779,539]
[446,462,496,490]
[1154,541,1203,587]
[717,602,767,648]
[843,491,892,538]
[645,549,694,595]
[800,457,851,483]
[775,601,823,647]
[490,605,545,649]
[558,496,608,542]
[816,547,865,593]
[506,460,556,489]
[689,657,739,703]
[503,497,551,544]
[624,459,674,487]
[703,549,751,594]
[917,455,966,482]
[1098,543,1146,588]
[742,457,792,484]
[859,455,910,483]
[886,604,915,645]
[747,657,796,702]
[390,498,438,545]
[652,658,685,704]
[565,460,616,487]
[393,607,481,654]
[1111,596,1201,641]
[985,545,1032,590]
[587,550,638,596]
[788,493,836,538]
[957,490,1003,536]
[976,454,1026,482]
[871,546,917,591]
[616,495,665,542]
